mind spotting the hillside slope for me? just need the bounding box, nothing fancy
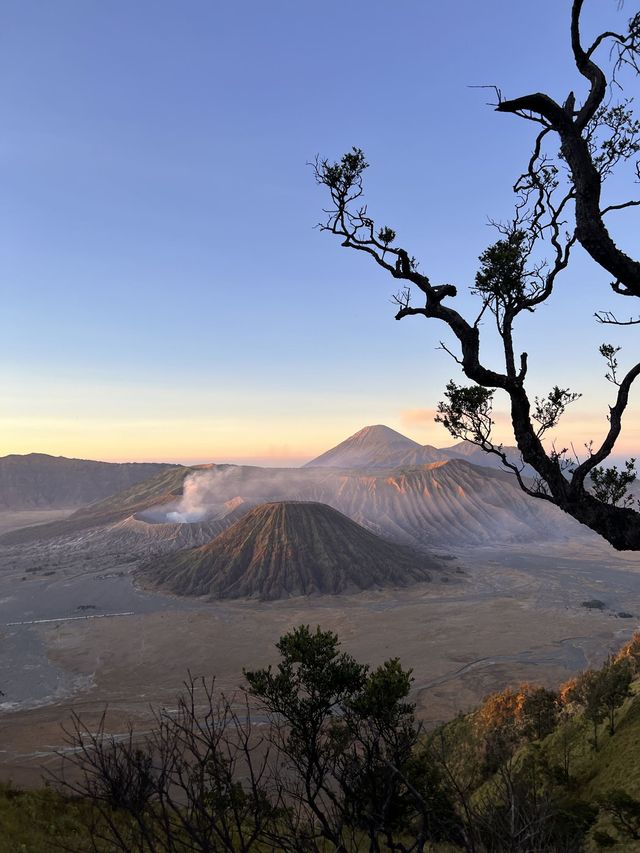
[173,458,588,549]
[543,685,640,803]
[0,453,179,511]
[0,466,194,545]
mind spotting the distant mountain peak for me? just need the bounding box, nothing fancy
[350,424,418,442]
[305,425,530,475]
[304,424,430,469]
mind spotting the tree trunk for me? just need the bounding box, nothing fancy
[510,389,640,551]
[563,492,640,551]
[560,132,640,298]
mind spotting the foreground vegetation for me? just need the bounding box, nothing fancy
[0,785,98,852]
[3,628,640,851]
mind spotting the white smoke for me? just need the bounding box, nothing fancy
[165,509,209,524]
[159,465,322,524]
[137,462,584,548]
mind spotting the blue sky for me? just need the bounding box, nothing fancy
[1,0,639,463]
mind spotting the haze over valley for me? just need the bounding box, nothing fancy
[0,424,638,786]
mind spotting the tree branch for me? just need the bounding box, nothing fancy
[571,359,640,485]
[495,2,640,299]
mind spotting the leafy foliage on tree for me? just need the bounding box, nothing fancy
[314,1,640,550]
[520,687,562,742]
[566,657,633,748]
[473,685,560,777]
[245,624,462,851]
[591,458,637,507]
[58,627,463,852]
[615,630,640,674]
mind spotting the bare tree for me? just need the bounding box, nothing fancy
[472,747,596,852]
[426,711,596,852]
[55,677,280,852]
[314,1,640,550]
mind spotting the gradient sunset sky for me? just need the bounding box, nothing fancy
[2,0,639,465]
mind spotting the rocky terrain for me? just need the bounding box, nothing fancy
[118,458,591,551]
[0,427,549,552]
[138,500,438,600]
[304,424,443,468]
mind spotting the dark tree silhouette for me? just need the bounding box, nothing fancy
[55,628,638,852]
[245,625,462,851]
[54,680,279,852]
[314,1,640,550]
[56,629,463,852]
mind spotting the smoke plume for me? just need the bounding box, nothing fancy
[158,465,325,524]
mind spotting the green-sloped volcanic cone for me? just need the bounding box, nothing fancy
[137,500,439,601]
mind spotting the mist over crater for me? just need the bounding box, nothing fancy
[139,458,588,550]
[138,490,248,525]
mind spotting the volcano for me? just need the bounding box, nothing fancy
[304,424,442,469]
[138,500,438,600]
[304,424,529,473]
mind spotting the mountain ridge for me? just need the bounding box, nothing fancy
[0,453,181,511]
[1,457,591,550]
[0,425,527,518]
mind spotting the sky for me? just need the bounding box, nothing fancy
[1,0,639,465]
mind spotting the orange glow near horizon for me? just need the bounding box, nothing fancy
[0,416,339,465]
[1,407,638,465]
